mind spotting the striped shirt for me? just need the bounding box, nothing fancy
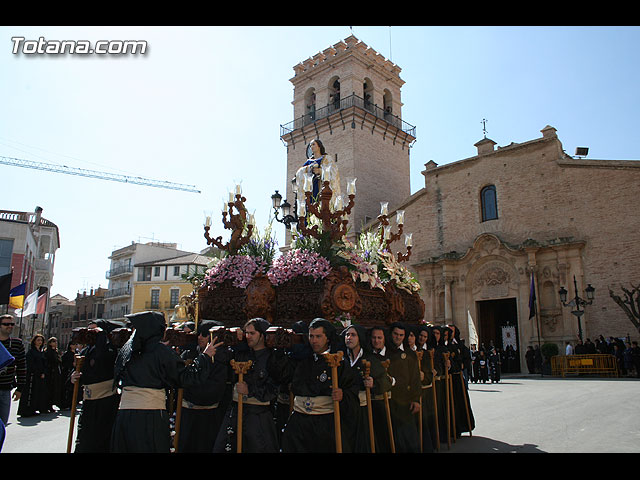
[0,337,26,392]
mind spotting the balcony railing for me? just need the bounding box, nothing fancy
[106,264,134,279]
[145,301,175,310]
[105,287,131,299]
[280,93,416,138]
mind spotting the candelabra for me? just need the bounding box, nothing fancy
[377,202,413,262]
[204,185,254,255]
[296,164,356,243]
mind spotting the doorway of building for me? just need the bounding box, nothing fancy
[476,298,521,373]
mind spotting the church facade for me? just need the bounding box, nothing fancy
[401,127,640,363]
[280,36,640,370]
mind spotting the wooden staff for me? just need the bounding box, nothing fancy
[380,359,396,453]
[361,359,375,453]
[322,352,344,453]
[443,352,452,450]
[459,371,472,437]
[66,355,85,453]
[428,349,440,451]
[172,388,184,452]
[416,350,424,453]
[449,370,457,442]
[230,359,252,453]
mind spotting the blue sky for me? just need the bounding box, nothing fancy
[1,25,639,300]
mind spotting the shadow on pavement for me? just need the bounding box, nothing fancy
[14,409,71,427]
[443,435,546,453]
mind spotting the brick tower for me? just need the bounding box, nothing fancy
[279,35,416,244]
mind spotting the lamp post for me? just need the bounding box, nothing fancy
[271,177,299,230]
[558,275,595,342]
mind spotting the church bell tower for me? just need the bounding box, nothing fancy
[279,35,416,243]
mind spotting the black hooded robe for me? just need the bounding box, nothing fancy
[74,320,121,453]
[110,312,212,453]
[177,322,228,453]
[446,332,475,437]
[213,320,280,454]
[341,324,392,453]
[17,346,47,417]
[281,320,360,453]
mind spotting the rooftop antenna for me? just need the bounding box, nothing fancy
[389,26,392,62]
[481,118,488,139]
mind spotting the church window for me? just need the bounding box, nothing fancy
[481,185,498,221]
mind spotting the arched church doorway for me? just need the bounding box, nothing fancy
[476,298,521,373]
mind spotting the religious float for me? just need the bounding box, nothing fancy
[189,141,425,332]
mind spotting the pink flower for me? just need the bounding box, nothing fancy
[204,255,268,289]
[267,249,332,286]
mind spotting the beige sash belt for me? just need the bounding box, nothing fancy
[293,395,334,415]
[358,390,367,407]
[232,384,271,406]
[119,386,166,410]
[422,382,433,390]
[83,379,117,401]
[181,399,219,410]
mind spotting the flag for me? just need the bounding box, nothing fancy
[8,282,26,309]
[528,272,537,319]
[14,290,38,316]
[36,293,47,315]
[467,309,478,347]
[0,272,12,305]
[0,340,15,370]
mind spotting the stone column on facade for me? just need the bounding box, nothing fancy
[444,275,455,324]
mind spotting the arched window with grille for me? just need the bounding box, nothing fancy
[481,185,498,221]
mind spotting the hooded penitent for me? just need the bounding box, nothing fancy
[113,311,166,388]
[341,323,372,355]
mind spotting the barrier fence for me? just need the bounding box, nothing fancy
[551,354,619,377]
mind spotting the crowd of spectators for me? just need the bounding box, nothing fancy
[564,334,640,377]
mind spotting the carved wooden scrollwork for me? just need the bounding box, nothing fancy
[384,280,405,325]
[245,274,276,324]
[321,266,362,320]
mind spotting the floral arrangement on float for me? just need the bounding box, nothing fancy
[198,152,424,328]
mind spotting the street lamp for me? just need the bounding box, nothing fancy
[558,275,595,342]
[271,177,299,230]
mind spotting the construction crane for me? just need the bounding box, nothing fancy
[1,155,201,193]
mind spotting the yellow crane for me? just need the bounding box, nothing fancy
[1,155,200,193]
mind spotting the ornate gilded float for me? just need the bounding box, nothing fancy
[193,144,425,330]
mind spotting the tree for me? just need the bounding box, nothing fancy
[608,284,640,334]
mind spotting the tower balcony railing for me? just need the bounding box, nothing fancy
[280,93,416,138]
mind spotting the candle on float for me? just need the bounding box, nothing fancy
[384,225,391,240]
[335,195,344,211]
[222,201,228,214]
[405,233,413,247]
[228,191,235,203]
[321,163,332,182]
[248,213,255,226]
[380,202,389,216]
[235,184,242,195]
[347,178,357,195]
[297,200,306,217]
[205,216,211,227]
[303,174,313,193]
[396,210,405,225]
[291,223,298,237]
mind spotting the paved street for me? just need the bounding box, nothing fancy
[2,374,639,454]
